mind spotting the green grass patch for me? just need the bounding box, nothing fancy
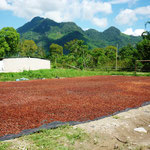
[25,125,87,150]
[112,115,120,119]
[0,142,12,150]
[0,125,88,150]
[0,68,150,82]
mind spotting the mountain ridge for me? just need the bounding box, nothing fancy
[17,16,142,52]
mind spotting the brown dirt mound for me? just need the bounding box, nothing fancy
[0,76,150,137]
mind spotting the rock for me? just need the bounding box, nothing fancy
[134,127,147,133]
[56,76,60,79]
[20,78,29,81]
[16,78,29,81]
[114,144,119,149]
[93,138,98,145]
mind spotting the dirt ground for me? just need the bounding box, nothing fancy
[75,104,150,150]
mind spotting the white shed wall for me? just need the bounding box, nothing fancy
[2,58,50,72]
[0,61,4,72]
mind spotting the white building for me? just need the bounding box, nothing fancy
[0,58,51,73]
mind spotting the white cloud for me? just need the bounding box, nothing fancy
[92,17,108,28]
[110,0,138,4]
[135,6,150,15]
[0,0,112,28]
[115,5,150,25]
[81,0,112,20]
[44,11,63,22]
[0,0,11,10]
[115,9,137,25]
[123,28,145,36]
[83,28,89,31]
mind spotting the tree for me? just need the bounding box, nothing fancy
[138,29,150,60]
[142,21,150,40]
[0,36,9,57]
[64,39,88,69]
[104,46,116,60]
[65,39,83,55]
[90,48,105,67]
[49,43,63,64]
[136,39,150,70]
[36,47,46,58]
[119,44,138,69]
[137,21,150,71]
[19,40,38,57]
[0,27,20,57]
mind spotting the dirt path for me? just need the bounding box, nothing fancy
[75,104,150,150]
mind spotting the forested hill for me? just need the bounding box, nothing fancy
[17,16,142,51]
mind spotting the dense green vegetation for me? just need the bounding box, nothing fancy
[17,16,141,51]
[0,27,20,57]
[0,17,150,72]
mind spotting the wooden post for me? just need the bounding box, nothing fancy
[135,60,137,76]
[116,44,118,71]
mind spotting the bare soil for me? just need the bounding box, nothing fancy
[75,104,150,150]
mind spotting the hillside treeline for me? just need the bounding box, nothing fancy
[0,25,150,71]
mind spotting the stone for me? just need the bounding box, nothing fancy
[134,127,147,133]
[114,144,119,149]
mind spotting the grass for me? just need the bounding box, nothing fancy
[0,125,88,150]
[0,68,150,82]
[112,115,120,119]
[0,142,12,150]
[1,125,150,150]
[26,125,87,150]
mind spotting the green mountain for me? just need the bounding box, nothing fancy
[17,16,142,52]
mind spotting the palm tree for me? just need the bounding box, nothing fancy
[142,21,150,40]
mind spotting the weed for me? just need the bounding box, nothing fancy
[112,115,120,119]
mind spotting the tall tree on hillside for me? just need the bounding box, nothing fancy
[19,40,38,57]
[0,27,20,57]
[49,43,63,64]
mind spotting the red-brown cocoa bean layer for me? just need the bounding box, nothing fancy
[0,76,150,137]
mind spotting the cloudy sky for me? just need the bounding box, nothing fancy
[0,0,150,36]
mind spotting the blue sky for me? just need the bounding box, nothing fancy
[0,0,150,36]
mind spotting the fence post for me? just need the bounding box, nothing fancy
[135,60,137,76]
[116,44,118,71]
